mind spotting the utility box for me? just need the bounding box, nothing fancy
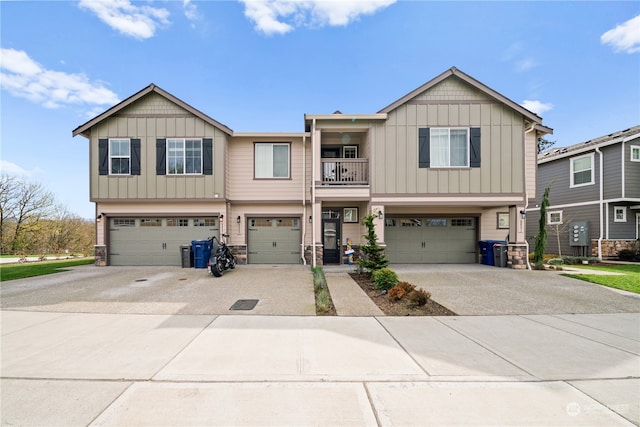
[569,221,589,246]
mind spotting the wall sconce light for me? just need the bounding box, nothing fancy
[236,216,241,224]
[309,215,312,223]
[378,210,383,220]
[96,214,103,222]
[219,214,224,220]
[520,210,526,219]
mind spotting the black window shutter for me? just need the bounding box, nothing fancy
[98,139,109,175]
[156,139,166,175]
[418,128,430,168]
[470,127,481,167]
[131,139,141,175]
[203,138,213,175]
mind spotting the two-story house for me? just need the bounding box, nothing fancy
[73,67,552,268]
[527,126,640,259]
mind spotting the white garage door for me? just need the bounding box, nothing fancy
[385,217,477,264]
[109,217,219,266]
[247,217,301,264]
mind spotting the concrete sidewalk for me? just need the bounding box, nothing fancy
[2,311,638,426]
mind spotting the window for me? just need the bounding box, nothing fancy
[631,146,640,162]
[570,153,594,187]
[497,212,509,229]
[419,127,480,168]
[194,218,216,227]
[140,218,161,227]
[167,218,189,227]
[255,143,290,178]
[167,139,202,174]
[343,146,358,158]
[451,219,473,227]
[113,218,135,227]
[343,207,358,223]
[614,206,627,222]
[426,218,447,227]
[109,139,130,174]
[548,211,563,225]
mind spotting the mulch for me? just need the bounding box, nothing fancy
[348,273,456,316]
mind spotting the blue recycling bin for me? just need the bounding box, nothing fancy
[479,240,506,266]
[192,239,213,269]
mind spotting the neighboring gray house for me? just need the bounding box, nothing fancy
[527,125,640,259]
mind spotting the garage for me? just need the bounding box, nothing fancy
[384,217,477,264]
[109,217,219,266]
[247,217,301,264]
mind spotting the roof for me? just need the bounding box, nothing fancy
[377,67,546,126]
[72,84,233,138]
[538,124,640,163]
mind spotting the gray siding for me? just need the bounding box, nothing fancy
[90,93,226,201]
[537,154,600,204]
[624,137,640,198]
[372,76,525,195]
[608,203,638,239]
[602,144,622,200]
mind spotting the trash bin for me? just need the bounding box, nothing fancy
[180,245,193,268]
[479,240,506,266]
[192,239,213,269]
[493,243,508,267]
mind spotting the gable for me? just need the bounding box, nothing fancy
[119,92,192,116]
[411,76,492,103]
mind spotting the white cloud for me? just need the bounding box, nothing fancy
[0,160,43,177]
[516,57,537,72]
[521,99,553,116]
[78,0,170,40]
[238,0,397,35]
[601,15,640,54]
[0,48,120,109]
[183,0,200,25]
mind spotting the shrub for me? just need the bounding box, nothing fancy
[395,281,416,293]
[619,250,636,261]
[406,288,431,307]
[372,268,398,290]
[387,286,406,301]
[357,213,389,273]
[548,258,564,266]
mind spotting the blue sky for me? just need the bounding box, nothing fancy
[1,0,639,219]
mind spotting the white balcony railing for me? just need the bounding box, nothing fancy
[321,159,369,185]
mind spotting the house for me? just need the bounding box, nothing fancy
[527,126,640,259]
[73,67,552,268]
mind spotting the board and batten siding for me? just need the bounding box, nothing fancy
[90,93,226,201]
[371,77,525,196]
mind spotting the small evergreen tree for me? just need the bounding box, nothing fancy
[533,184,551,268]
[357,213,389,273]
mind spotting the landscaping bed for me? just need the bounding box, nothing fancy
[349,272,456,316]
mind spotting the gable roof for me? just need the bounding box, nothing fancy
[378,67,545,125]
[538,124,640,164]
[72,83,233,138]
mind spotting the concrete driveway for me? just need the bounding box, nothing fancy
[0,265,316,316]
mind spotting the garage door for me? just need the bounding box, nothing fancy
[385,217,477,264]
[109,217,219,266]
[247,217,300,264]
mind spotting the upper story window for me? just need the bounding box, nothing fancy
[167,139,202,174]
[109,139,130,174]
[418,127,481,168]
[631,145,640,162]
[570,153,594,187]
[255,143,290,178]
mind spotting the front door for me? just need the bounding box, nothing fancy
[322,219,341,264]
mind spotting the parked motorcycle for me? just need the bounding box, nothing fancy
[207,234,237,277]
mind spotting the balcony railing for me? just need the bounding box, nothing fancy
[321,159,369,185]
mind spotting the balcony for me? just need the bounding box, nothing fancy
[321,159,369,185]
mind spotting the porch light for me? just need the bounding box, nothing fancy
[378,210,383,220]
[309,215,312,223]
[520,210,526,219]
[237,216,241,224]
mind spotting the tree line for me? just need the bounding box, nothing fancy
[0,175,95,257]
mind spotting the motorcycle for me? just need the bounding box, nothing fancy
[207,234,237,277]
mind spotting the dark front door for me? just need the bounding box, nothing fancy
[322,219,341,264]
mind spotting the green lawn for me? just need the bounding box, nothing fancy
[0,258,95,281]
[562,264,640,294]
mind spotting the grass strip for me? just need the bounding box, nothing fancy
[312,266,336,315]
[0,258,95,282]
[562,264,640,294]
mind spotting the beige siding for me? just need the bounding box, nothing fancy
[372,76,525,196]
[90,95,226,201]
[227,137,310,202]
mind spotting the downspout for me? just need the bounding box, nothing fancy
[301,134,307,265]
[523,122,536,270]
[311,119,317,268]
[596,146,603,260]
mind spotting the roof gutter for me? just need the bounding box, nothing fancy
[523,122,536,270]
[596,146,604,260]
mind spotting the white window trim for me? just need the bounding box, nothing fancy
[109,138,131,175]
[547,210,563,225]
[631,145,640,162]
[569,152,595,188]
[614,206,627,222]
[254,143,290,179]
[430,128,470,168]
[166,138,203,175]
